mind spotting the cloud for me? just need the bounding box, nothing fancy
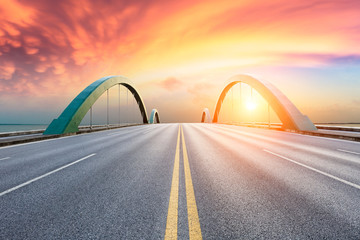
[0,0,157,95]
[352,99,360,105]
[24,47,39,55]
[330,55,360,65]
[187,81,216,106]
[158,77,183,91]
[0,61,15,80]
[272,53,360,67]
[0,0,359,99]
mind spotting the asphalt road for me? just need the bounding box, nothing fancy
[0,123,359,239]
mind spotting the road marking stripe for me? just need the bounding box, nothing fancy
[0,126,140,150]
[337,149,360,155]
[181,125,203,240]
[213,124,360,145]
[164,126,181,240]
[0,125,151,150]
[0,153,96,197]
[263,149,360,190]
[0,135,76,149]
[0,157,10,161]
[209,125,360,165]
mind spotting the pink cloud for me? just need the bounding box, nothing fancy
[24,47,39,55]
[0,61,15,80]
[159,77,183,91]
[24,36,41,47]
[0,0,359,98]
[187,82,215,106]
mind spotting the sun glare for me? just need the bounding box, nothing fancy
[246,101,257,111]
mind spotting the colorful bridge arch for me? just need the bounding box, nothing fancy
[211,74,317,131]
[44,76,150,135]
[149,109,160,124]
[201,108,211,123]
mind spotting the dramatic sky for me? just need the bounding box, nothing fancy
[0,0,359,124]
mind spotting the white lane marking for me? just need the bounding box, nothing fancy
[214,124,360,145]
[263,149,360,190]
[282,130,360,145]
[0,135,75,150]
[337,149,360,155]
[0,125,150,150]
[0,157,10,161]
[209,124,360,164]
[0,153,96,197]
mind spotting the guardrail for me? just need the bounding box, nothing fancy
[0,124,143,147]
[1,123,359,147]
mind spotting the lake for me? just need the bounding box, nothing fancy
[0,124,48,133]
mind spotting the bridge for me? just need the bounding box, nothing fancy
[0,75,359,239]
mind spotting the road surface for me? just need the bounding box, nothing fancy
[0,123,359,239]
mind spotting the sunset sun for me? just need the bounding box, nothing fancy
[245,100,257,111]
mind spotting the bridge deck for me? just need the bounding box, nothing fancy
[0,124,359,239]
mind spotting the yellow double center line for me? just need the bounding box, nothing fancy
[164,125,202,240]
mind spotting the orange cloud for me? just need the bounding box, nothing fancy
[0,61,15,80]
[0,0,359,123]
[187,81,216,106]
[0,0,35,24]
[24,47,39,55]
[1,0,359,95]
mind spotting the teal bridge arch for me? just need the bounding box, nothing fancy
[149,109,160,124]
[205,74,317,131]
[44,75,159,135]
